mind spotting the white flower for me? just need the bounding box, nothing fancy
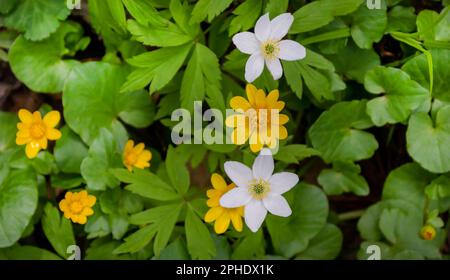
[232,13,306,83]
[219,148,299,232]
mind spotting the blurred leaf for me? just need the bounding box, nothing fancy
[54,126,88,174]
[318,161,369,196]
[296,224,343,260]
[42,203,75,258]
[185,207,215,260]
[190,0,232,24]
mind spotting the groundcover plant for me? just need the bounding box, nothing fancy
[0,0,449,260]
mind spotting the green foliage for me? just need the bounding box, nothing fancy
[1,0,450,261]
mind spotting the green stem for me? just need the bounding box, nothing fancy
[299,28,351,46]
[338,209,365,221]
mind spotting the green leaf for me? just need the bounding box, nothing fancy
[81,129,122,191]
[231,230,265,260]
[153,204,183,256]
[350,4,387,49]
[63,61,155,144]
[358,203,383,241]
[157,238,190,260]
[85,239,131,260]
[0,245,61,260]
[113,225,156,254]
[185,207,216,260]
[169,0,200,38]
[166,146,190,195]
[267,183,328,258]
[4,0,70,41]
[122,43,192,93]
[283,60,304,98]
[181,43,225,112]
[228,0,262,35]
[190,0,233,24]
[42,203,75,258]
[379,208,400,243]
[265,0,289,16]
[122,0,167,26]
[364,66,430,126]
[403,49,450,102]
[273,144,320,164]
[54,126,88,174]
[127,19,192,47]
[386,6,416,33]
[0,169,38,248]
[296,224,343,260]
[111,168,180,201]
[8,21,82,93]
[0,111,18,152]
[326,41,380,83]
[406,107,450,173]
[318,161,370,196]
[309,100,378,163]
[425,175,450,200]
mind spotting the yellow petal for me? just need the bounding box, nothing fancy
[124,140,134,154]
[266,89,279,106]
[230,96,251,111]
[138,150,152,162]
[82,207,94,216]
[231,127,250,145]
[274,100,285,111]
[134,160,150,169]
[32,111,42,122]
[204,207,224,223]
[230,212,243,232]
[279,126,288,139]
[206,189,217,198]
[46,128,62,140]
[225,114,240,128]
[85,195,96,207]
[278,114,289,125]
[79,190,88,200]
[25,142,40,158]
[74,215,87,224]
[249,133,263,153]
[18,109,33,124]
[43,111,60,128]
[65,192,73,200]
[16,129,30,139]
[207,196,220,207]
[211,173,227,191]
[16,136,30,145]
[246,84,258,107]
[133,143,145,154]
[214,212,230,234]
[59,200,69,212]
[254,89,267,109]
[38,137,48,149]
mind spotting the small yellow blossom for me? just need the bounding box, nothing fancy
[204,173,244,234]
[122,140,152,171]
[420,225,436,240]
[16,109,62,158]
[59,190,96,224]
[226,84,289,153]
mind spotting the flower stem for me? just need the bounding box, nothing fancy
[299,28,351,45]
[338,209,365,221]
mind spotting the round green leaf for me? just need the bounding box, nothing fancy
[0,111,18,152]
[318,161,369,196]
[364,66,430,126]
[54,126,88,174]
[406,107,450,173]
[403,49,450,102]
[309,100,378,163]
[266,183,328,258]
[8,21,81,93]
[295,224,343,260]
[63,61,155,144]
[0,169,38,247]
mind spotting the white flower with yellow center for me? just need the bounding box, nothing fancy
[232,13,306,83]
[220,148,299,232]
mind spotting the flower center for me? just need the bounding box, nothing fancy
[125,152,138,166]
[30,123,46,139]
[262,41,279,60]
[249,179,270,199]
[70,201,83,214]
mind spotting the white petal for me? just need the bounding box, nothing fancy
[269,13,294,41]
[245,54,264,83]
[265,58,282,80]
[232,32,260,55]
[269,172,299,194]
[254,13,271,42]
[278,40,306,61]
[244,199,267,232]
[220,187,252,208]
[263,194,292,217]
[224,161,253,188]
[252,148,274,181]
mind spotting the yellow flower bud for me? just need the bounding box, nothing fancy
[420,225,436,241]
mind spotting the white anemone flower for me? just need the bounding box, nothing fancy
[232,13,306,83]
[220,148,299,232]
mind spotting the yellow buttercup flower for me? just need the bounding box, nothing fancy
[226,84,289,152]
[420,225,436,240]
[59,190,96,224]
[204,173,244,234]
[16,109,62,158]
[123,139,152,171]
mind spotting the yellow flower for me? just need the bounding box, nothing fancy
[123,139,152,171]
[226,84,289,153]
[16,109,62,158]
[420,225,436,240]
[59,190,96,224]
[204,173,244,234]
